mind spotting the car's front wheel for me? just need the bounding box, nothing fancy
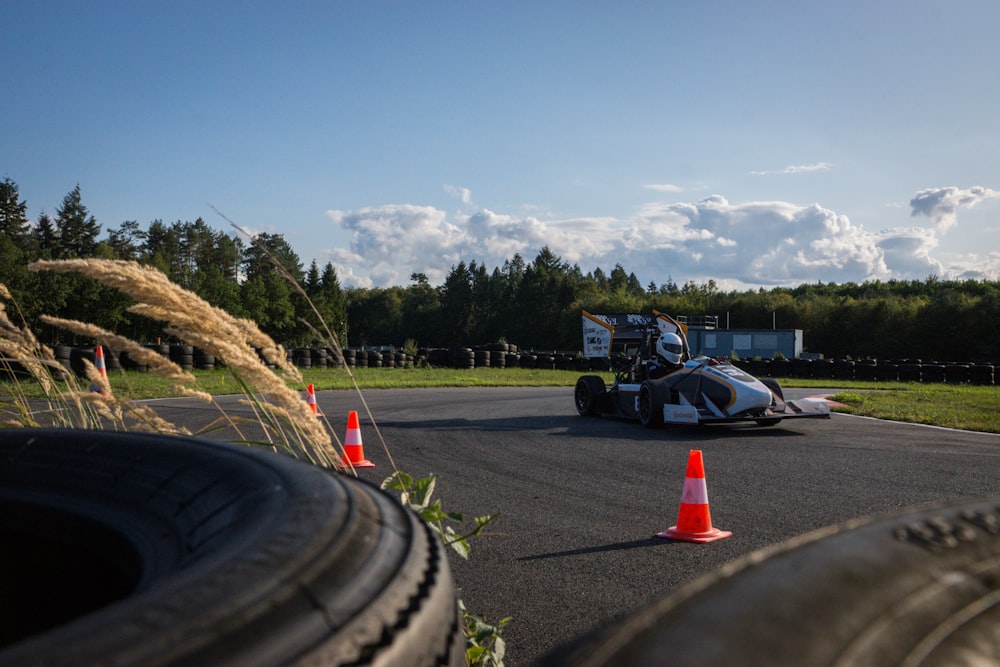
[638,382,663,427]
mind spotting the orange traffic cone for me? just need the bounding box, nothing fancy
[90,345,109,393]
[305,383,320,416]
[656,449,731,543]
[341,410,375,468]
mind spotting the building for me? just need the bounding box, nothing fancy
[583,313,804,360]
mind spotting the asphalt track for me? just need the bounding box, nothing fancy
[146,386,1000,667]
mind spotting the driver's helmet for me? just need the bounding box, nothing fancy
[656,332,684,365]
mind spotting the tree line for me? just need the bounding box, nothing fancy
[3,178,999,362]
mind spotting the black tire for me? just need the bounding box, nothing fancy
[0,429,464,667]
[538,494,1000,667]
[759,376,785,401]
[638,381,663,427]
[574,375,606,416]
[756,377,784,426]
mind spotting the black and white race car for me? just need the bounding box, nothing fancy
[574,311,831,427]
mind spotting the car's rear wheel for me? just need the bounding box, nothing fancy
[0,429,464,667]
[537,494,1000,666]
[574,375,606,416]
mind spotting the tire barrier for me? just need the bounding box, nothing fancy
[40,342,999,384]
[0,429,465,667]
[193,348,216,370]
[743,357,996,385]
[539,494,1000,667]
[971,363,995,385]
[100,345,122,372]
[310,347,328,369]
[169,344,194,370]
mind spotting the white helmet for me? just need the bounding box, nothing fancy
[656,332,684,365]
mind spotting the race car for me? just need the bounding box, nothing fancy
[574,311,831,427]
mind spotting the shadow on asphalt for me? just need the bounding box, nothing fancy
[517,536,675,562]
[378,414,812,442]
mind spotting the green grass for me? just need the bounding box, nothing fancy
[4,367,999,433]
[827,384,1000,433]
[0,366,612,401]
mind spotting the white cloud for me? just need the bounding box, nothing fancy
[643,183,683,193]
[909,185,997,231]
[620,196,886,285]
[872,228,943,278]
[444,185,473,206]
[324,187,995,288]
[326,205,465,286]
[751,162,833,176]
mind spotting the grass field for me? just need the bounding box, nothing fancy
[4,366,999,434]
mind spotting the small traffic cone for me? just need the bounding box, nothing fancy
[656,450,731,543]
[341,410,374,468]
[305,383,321,416]
[90,345,109,393]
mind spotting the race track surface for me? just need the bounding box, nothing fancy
[147,386,1000,666]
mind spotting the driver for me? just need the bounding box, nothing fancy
[648,332,684,379]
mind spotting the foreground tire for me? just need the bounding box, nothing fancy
[574,375,606,416]
[538,495,1000,666]
[0,429,464,667]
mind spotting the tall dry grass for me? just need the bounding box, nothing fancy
[3,258,346,468]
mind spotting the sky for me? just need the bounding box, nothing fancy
[3,1,999,290]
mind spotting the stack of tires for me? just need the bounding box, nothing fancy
[970,363,994,385]
[169,345,195,371]
[450,348,474,369]
[791,358,813,379]
[290,348,312,369]
[874,361,899,381]
[854,359,877,381]
[769,358,792,377]
[426,348,451,368]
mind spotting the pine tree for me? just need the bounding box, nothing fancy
[53,185,101,258]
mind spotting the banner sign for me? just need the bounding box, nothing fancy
[581,311,615,358]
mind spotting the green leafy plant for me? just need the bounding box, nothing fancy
[461,600,511,667]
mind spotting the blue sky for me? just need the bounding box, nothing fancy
[4,1,998,289]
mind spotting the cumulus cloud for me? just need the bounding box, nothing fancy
[619,196,887,285]
[909,185,997,231]
[324,185,996,288]
[872,228,943,278]
[326,205,465,286]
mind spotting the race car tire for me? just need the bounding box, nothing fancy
[760,376,784,400]
[0,429,464,667]
[574,375,606,416]
[755,377,785,425]
[536,494,1000,667]
[638,381,664,428]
